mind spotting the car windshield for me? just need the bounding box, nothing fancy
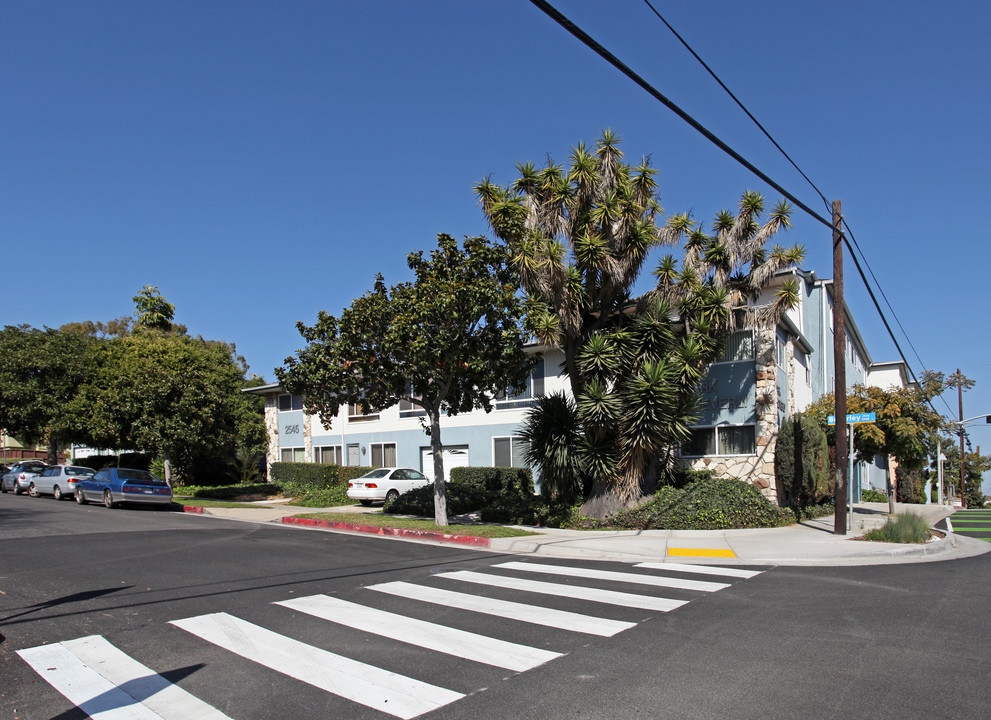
[118,469,167,485]
[66,466,95,477]
[359,469,391,479]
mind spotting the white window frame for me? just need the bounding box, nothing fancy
[278,393,304,412]
[496,358,544,410]
[492,436,530,468]
[280,447,305,463]
[711,329,755,366]
[369,442,397,468]
[314,445,342,465]
[348,402,380,423]
[681,424,757,458]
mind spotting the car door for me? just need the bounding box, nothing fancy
[407,470,428,491]
[36,467,57,495]
[87,469,111,501]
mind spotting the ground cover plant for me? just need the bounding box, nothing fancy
[861,513,933,543]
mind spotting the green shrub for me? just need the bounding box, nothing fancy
[792,500,835,520]
[385,467,534,516]
[289,486,350,508]
[896,466,924,504]
[608,478,796,530]
[479,495,582,527]
[861,489,888,503]
[270,462,338,490]
[862,513,931,543]
[775,412,830,508]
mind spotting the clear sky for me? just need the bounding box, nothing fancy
[5,1,991,480]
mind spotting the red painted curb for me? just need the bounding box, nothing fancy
[182,505,205,514]
[280,516,491,547]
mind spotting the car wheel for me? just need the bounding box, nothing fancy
[53,485,63,501]
[75,488,88,505]
[104,490,116,509]
[28,482,38,497]
[1,481,7,494]
[385,489,399,504]
[13,483,23,495]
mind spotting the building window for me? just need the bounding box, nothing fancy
[399,382,427,418]
[776,335,786,367]
[718,330,754,363]
[314,445,342,465]
[496,358,545,409]
[682,425,756,457]
[493,436,530,468]
[278,394,304,412]
[370,442,397,468]
[280,447,305,463]
[348,403,380,423]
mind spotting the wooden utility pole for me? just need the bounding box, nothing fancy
[959,368,967,509]
[833,199,848,535]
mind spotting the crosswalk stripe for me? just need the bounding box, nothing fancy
[439,570,688,612]
[634,562,762,579]
[277,594,561,671]
[367,581,636,637]
[171,612,463,720]
[18,642,169,720]
[495,561,730,592]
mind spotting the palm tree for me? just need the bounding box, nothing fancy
[479,131,805,518]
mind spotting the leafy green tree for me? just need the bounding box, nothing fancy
[133,285,176,332]
[936,443,989,508]
[477,131,803,517]
[0,325,96,463]
[774,412,830,507]
[278,234,533,525]
[68,332,244,484]
[804,372,947,473]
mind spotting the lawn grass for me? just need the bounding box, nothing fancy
[174,498,271,509]
[293,511,539,538]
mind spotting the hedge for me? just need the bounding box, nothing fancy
[606,477,796,530]
[385,467,534,516]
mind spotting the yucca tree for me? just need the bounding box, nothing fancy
[479,131,805,517]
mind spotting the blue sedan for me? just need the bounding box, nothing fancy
[74,467,173,509]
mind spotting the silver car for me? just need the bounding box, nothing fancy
[1,460,48,495]
[30,464,96,500]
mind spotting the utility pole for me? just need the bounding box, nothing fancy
[959,367,966,509]
[833,199,847,535]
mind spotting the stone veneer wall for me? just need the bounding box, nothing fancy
[686,325,782,503]
[263,396,279,481]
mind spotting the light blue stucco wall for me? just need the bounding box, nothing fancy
[695,361,757,426]
[278,410,305,448]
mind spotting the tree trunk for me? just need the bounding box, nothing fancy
[428,411,448,526]
[47,437,59,465]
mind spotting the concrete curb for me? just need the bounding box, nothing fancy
[279,515,493,547]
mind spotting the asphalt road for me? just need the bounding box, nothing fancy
[2,492,989,720]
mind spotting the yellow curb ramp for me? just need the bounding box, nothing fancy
[668,547,737,558]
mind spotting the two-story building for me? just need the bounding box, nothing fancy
[248,267,909,503]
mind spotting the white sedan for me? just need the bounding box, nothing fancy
[30,464,96,500]
[347,467,429,506]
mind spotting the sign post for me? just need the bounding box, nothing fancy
[827,413,877,529]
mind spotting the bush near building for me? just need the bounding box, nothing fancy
[385,466,533,517]
[775,413,830,509]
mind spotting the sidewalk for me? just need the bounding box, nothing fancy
[180,501,990,567]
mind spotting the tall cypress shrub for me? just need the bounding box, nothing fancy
[775,412,830,507]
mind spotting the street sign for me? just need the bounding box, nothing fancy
[827,412,876,425]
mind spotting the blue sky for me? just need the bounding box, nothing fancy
[5,1,991,476]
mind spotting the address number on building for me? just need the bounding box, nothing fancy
[283,424,300,436]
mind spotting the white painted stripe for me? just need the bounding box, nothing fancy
[946,518,954,532]
[439,570,687,612]
[495,561,729,592]
[634,562,762,579]
[62,635,232,720]
[171,612,463,720]
[368,581,636,637]
[17,643,166,720]
[277,594,560,672]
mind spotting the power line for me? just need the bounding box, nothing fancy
[527,0,835,233]
[529,0,949,417]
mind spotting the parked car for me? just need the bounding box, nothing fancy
[346,467,429,505]
[74,467,172,509]
[30,464,96,500]
[1,460,48,495]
